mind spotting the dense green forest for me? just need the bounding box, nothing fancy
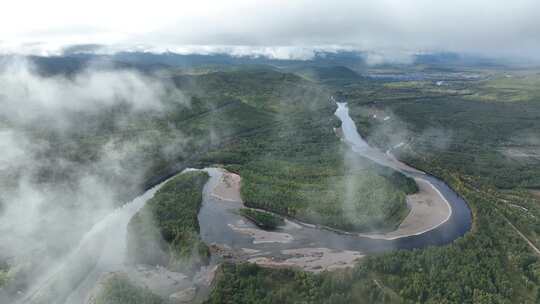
[341,73,540,189]
[127,171,210,272]
[207,173,540,303]
[0,66,416,298]
[98,171,211,304]
[4,63,540,303]
[189,69,417,231]
[228,156,414,232]
[205,69,540,304]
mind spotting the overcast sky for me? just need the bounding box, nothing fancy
[1,0,539,60]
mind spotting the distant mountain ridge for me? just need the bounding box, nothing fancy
[0,50,514,77]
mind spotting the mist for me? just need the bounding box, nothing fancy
[0,59,189,300]
[1,0,540,62]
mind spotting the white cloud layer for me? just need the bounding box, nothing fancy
[0,0,539,58]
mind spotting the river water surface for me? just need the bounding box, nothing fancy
[196,102,472,255]
[19,101,472,303]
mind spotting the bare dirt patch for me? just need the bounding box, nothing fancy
[211,170,242,202]
[227,223,294,244]
[249,248,364,273]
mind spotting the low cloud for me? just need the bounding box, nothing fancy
[0,58,173,125]
[0,59,190,300]
[1,0,539,61]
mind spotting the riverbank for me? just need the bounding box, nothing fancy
[204,168,365,273]
[210,166,452,241]
[334,102,454,240]
[205,165,460,272]
[248,248,364,273]
[358,177,451,240]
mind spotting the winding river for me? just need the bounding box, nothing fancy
[18,101,472,303]
[333,102,471,249]
[196,102,471,256]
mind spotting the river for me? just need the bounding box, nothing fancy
[333,101,471,248]
[18,101,472,303]
[196,101,472,258]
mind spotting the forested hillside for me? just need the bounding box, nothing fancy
[206,69,540,304]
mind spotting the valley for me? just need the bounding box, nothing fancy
[0,56,539,304]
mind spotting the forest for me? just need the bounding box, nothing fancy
[127,171,210,272]
[191,69,418,231]
[205,69,540,303]
[2,65,539,304]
